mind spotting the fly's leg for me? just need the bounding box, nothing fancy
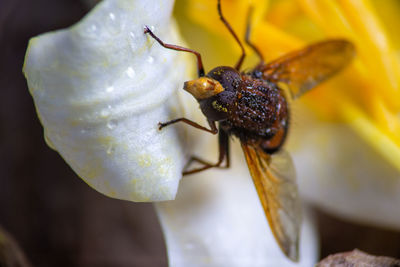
[158,117,228,175]
[159,118,218,135]
[183,127,230,175]
[144,26,205,77]
[217,0,246,71]
[144,26,211,133]
[245,6,264,64]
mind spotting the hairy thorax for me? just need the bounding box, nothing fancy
[195,66,290,152]
[223,74,289,151]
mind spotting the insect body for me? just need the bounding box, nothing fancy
[202,66,289,153]
[144,0,355,261]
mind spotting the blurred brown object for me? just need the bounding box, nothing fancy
[317,249,400,267]
[0,226,32,267]
[316,209,400,259]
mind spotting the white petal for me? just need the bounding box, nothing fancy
[23,0,196,201]
[156,140,319,266]
[289,106,400,229]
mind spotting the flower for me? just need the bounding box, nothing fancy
[23,0,400,265]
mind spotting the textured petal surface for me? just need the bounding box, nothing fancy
[156,141,318,266]
[24,0,195,201]
[289,108,400,230]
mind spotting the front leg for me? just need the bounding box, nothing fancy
[144,26,205,77]
[159,118,218,134]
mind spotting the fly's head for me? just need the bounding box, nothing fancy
[183,66,243,122]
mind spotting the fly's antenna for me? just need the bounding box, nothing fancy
[245,6,264,64]
[217,0,246,71]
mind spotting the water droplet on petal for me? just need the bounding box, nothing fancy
[147,56,154,64]
[129,32,136,50]
[100,109,110,118]
[107,119,118,130]
[126,67,136,78]
[107,144,115,155]
[86,24,98,34]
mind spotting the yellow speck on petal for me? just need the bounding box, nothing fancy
[130,178,138,186]
[97,135,116,155]
[104,180,117,197]
[138,154,152,167]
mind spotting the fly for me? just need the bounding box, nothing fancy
[144,0,355,261]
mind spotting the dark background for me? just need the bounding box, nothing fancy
[0,0,399,266]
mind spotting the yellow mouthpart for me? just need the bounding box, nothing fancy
[183,77,224,100]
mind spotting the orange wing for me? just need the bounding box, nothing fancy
[257,39,355,98]
[241,143,301,261]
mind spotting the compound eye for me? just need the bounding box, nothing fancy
[207,66,242,92]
